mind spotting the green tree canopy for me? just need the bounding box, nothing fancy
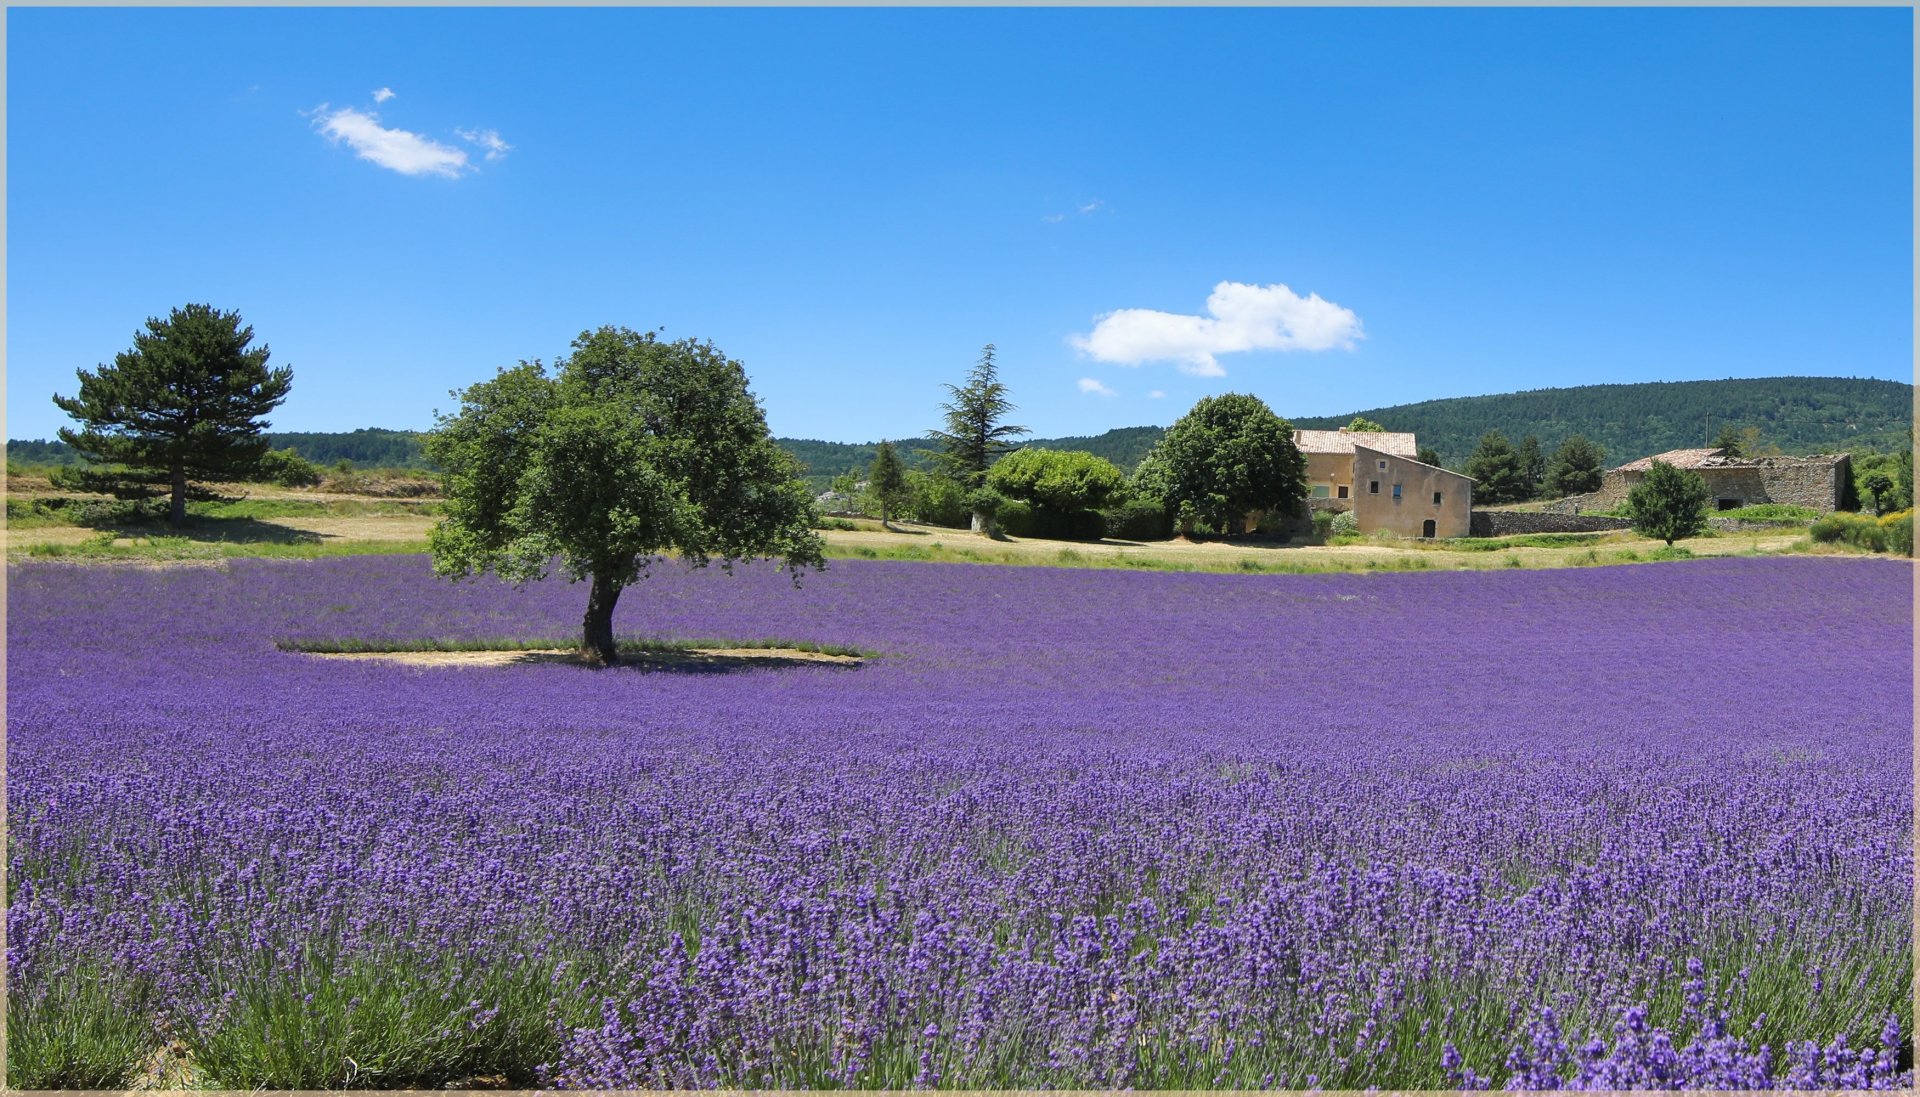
[1543,434,1607,497]
[867,441,909,528]
[52,303,293,523]
[1145,393,1306,535]
[1416,445,1442,468]
[1345,416,1386,432]
[984,448,1128,517]
[425,327,824,665]
[1626,459,1711,546]
[1464,430,1530,505]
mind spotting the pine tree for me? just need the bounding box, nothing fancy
[868,440,909,529]
[1517,434,1546,500]
[927,344,1029,532]
[1712,423,1746,457]
[1543,435,1607,497]
[1464,430,1529,505]
[53,304,293,524]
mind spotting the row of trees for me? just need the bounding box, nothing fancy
[1462,430,1606,505]
[846,348,1310,541]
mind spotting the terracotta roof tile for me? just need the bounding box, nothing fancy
[1293,429,1419,457]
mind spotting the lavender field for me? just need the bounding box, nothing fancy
[7,554,1913,1090]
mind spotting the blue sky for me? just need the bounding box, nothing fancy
[8,7,1912,443]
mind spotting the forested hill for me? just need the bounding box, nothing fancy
[779,377,1910,480]
[1290,377,1912,468]
[5,428,434,469]
[10,377,1909,481]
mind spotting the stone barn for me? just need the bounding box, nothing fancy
[1552,448,1852,514]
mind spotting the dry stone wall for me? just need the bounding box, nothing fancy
[1469,511,1635,537]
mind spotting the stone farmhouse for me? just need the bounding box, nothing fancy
[1294,429,1474,538]
[1550,447,1852,515]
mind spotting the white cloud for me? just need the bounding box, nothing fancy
[1069,280,1362,376]
[1148,390,1166,399]
[372,87,395,103]
[312,105,468,177]
[456,127,512,162]
[1077,377,1117,397]
[1044,199,1106,224]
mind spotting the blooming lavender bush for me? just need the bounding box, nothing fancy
[7,555,1912,1089]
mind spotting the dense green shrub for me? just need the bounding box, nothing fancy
[1055,509,1109,540]
[1809,511,1887,552]
[903,472,971,528]
[256,447,324,487]
[991,500,1105,540]
[1103,498,1172,541]
[1329,510,1359,538]
[1626,460,1710,545]
[1879,509,1912,556]
[995,499,1036,537]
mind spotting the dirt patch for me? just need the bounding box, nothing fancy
[268,514,435,541]
[310,646,863,669]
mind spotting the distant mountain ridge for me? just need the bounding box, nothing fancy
[10,377,1908,484]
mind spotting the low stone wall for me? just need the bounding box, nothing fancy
[1540,491,1618,515]
[1469,511,1635,537]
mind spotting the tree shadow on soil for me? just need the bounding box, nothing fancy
[87,516,325,545]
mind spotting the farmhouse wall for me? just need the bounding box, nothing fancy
[1304,452,1357,508]
[1351,445,1472,538]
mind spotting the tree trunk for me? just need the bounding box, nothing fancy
[582,571,622,666]
[169,464,188,525]
[880,499,891,531]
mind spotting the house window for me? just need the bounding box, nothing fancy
[1377,460,1387,470]
[1369,481,1379,495]
[1433,491,1443,505]
[1337,485,1349,499]
[1392,484,1402,500]
[1311,484,1330,499]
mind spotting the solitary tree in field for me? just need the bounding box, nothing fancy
[928,345,1028,530]
[1147,393,1305,535]
[1464,430,1530,505]
[1626,459,1711,546]
[53,304,292,524]
[868,441,909,529]
[1543,435,1606,497]
[426,327,825,666]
